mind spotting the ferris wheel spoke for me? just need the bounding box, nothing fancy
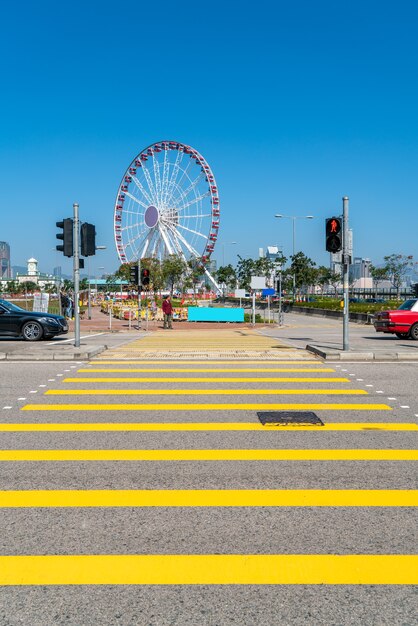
[141,164,159,206]
[124,190,149,210]
[178,191,211,211]
[130,175,154,206]
[167,224,201,259]
[175,170,205,203]
[158,223,176,256]
[178,214,212,219]
[161,149,171,206]
[176,223,208,239]
[165,148,184,206]
[151,151,163,204]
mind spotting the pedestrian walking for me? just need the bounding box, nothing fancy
[162,295,173,329]
[61,291,71,319]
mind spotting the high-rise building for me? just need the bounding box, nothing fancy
[0,242,11,278]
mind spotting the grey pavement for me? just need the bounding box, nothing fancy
[262,311,418,360]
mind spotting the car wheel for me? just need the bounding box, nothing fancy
[409,324,418,341]
[22,321,44,342]
[395,332,408,339]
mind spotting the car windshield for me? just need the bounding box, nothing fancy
[398,299,417,311]
[0,300,26,312]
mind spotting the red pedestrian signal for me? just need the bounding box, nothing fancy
[325,217,342,253]
[141,268,150,287]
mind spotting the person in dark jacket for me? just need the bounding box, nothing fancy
[162,295,173,329]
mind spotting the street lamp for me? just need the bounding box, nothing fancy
[274,214,314,301]
[221,241,237,267]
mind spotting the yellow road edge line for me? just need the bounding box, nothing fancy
[64,377,350,383]
[1,489,416,507]
[21,403,392,411]
[78,368,336,373]
[0,423,416,432]
[0,449,414,461]
[45,389,368,396]
[0,555,416,585]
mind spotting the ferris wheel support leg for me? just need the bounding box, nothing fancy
[203,266,222,295]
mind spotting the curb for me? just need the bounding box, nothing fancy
[307,344,418,362]
[0,345,107,362]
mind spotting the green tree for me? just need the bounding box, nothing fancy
[235,256,256,291]
[290,252,317,294]
[161,254,188,295]
[20,281,38,293]
[383,254,413,299]
[216,264,237,294]
[370,264,389,297]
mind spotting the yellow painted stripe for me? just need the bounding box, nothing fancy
[45,389,368,396]
[0,489,416,508]
[79,368,336,373]
[92,360,321,365]
[21,403,392,411]
[0,555,416,585]
[65,377,350,383]
[0,422,415,432]
[0,449,414,461]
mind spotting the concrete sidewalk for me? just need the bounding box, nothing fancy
[261,312,418,361]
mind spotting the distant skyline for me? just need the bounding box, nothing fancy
[1,0,418,274]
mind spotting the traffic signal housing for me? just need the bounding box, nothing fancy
[56,218,74,257]
[130,265,139,285]
[325,217,342,253]
[81,223,96,257]
[141,268,150,288]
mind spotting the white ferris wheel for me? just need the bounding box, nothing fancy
[113,140,221,291]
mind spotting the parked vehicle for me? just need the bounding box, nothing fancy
[0,299,68,341]
[373,299,418,339]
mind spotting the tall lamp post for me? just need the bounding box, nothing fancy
[221,241,237,267]
[275,214,314,301]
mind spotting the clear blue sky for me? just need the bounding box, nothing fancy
[1,0,417,274]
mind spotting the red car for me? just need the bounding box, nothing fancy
[374,299,418,339]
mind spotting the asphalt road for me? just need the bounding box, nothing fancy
[0,339,417,625]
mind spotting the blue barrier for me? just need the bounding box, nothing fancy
[187,307,244,322]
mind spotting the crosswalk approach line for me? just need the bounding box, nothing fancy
[0,555,416,585]
[1,422,417,432]
[64,377,351,383]
[45,389,368,396]
[78,368,336,373]
[1,489,416,507]
[0,449,415,461]
[21,403,392,411]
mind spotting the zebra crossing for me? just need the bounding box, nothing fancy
[1,332,417,619]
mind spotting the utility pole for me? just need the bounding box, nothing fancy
[73,202,80,348]
[342,196,349,351]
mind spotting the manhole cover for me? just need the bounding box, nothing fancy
[257,411,324,427]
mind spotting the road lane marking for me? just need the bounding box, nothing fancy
[46,332,107,345]
[0,555,416,585]
[21,403,392,411]
[45,389,368,396]
[1,489,416,508]
[64,377,351,383]
[0,422,415,432]
[79,368,336,373]
[0,449,414,461]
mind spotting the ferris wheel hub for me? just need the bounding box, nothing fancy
[144,205,159,228]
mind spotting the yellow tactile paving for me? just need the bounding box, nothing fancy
[98,330,314,359]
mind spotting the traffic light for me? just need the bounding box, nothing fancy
[130,265,139,285]
[81,223,96,257]
[141,268,150,288]
[56,218,73,257]
[325,217,342,253]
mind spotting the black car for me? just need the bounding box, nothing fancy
[0,299,68,341]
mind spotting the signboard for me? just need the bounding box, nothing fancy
[235,289,246,298]
[250,276,266,290]
[32,292,49,314]
[262,288,275,296]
